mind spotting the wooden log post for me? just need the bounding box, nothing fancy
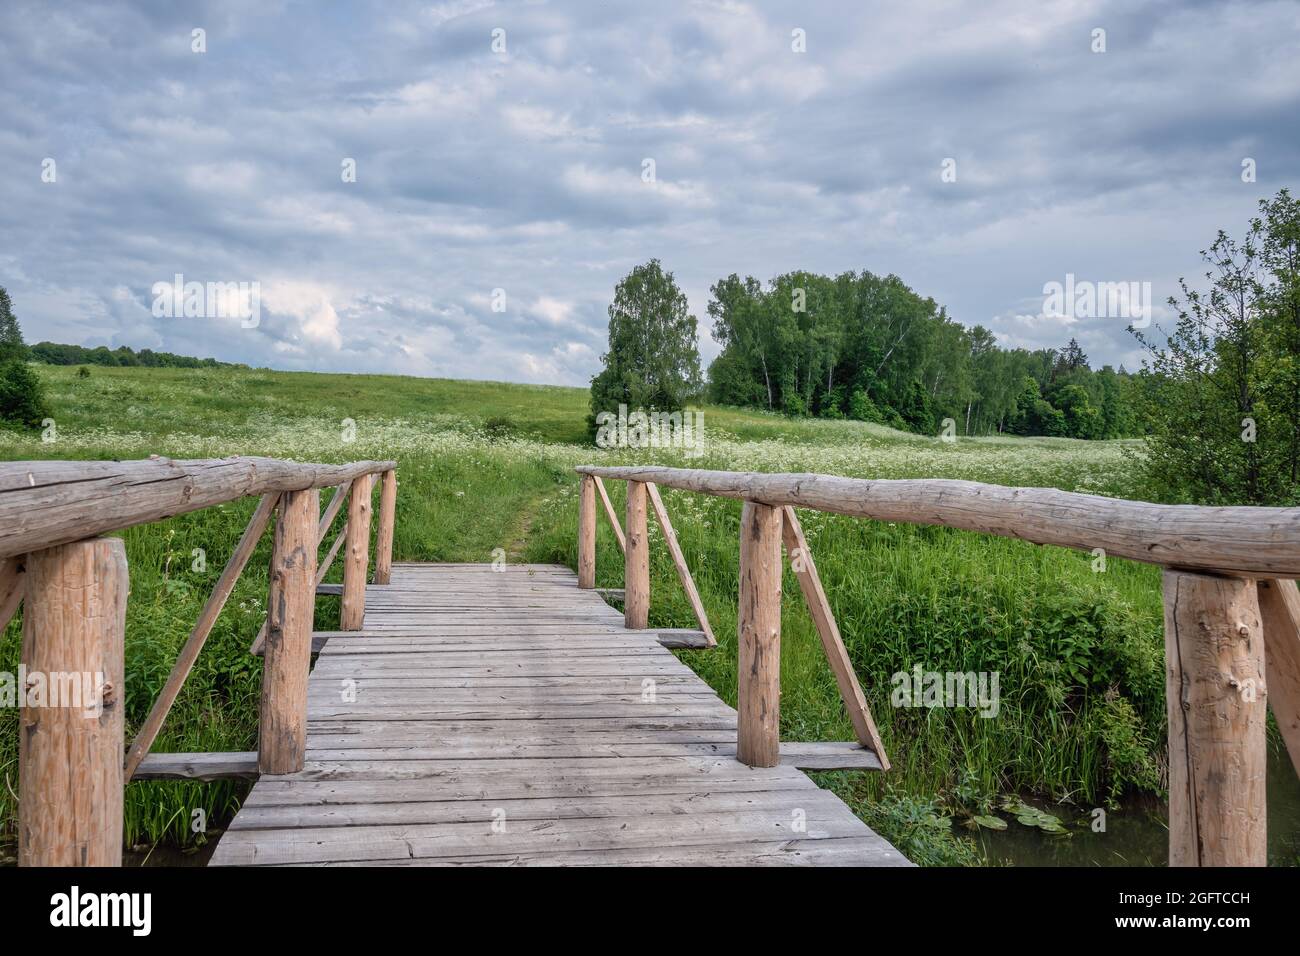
[737,501,782,768]
[625,480,649,629]
[341,473,373,630]
[259,488,318,774]
[373,469,397,585]
[1162,570,1267,866]
[19,537,128,866]
[578,475,597,589]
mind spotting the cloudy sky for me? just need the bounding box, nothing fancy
[1,0,1297,385]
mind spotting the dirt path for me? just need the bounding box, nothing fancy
[505,489,559,560]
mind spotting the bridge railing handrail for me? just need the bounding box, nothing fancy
[575,463,1300,869]
[574,464,1300,578]
[0,456,396,560]
[1,455,399,866]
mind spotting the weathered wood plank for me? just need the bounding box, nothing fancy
[133,752,259,781]
[653,628,712,649]
[779,742,884,771]
[229,788,843,830]
[289,836,908,867]
[212,805,872,865]
[243,759,818,804]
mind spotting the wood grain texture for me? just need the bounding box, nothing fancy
[624,480,649,630]
[19,537,128,866]
[373,470,397,585]
[781,506,887,767]
[1254,579,1300,780]
[737,501,782,768]
[134,752,260,781]
[249,483,355,656]
[211,563,905,867]
[0,457,393,560]
[577,465,1300,577]
[259,489,318,774]
[341,473,373,630]
[578,475,597,589]
[126,493,279,780]
[1163,570,1267,866]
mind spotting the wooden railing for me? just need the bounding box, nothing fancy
[576,464,1300,868]
[0,456,397,866]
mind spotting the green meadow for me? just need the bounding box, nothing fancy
[0,363,1181,863]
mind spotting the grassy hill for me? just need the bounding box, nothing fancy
[1,362,1177,865]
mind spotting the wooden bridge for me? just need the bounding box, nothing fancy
[210,562,905,865]
[2,455,1299,866]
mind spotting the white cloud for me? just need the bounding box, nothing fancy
[261,282,344,350]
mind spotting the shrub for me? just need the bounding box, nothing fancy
[0,360,51,430]
[482,415,517,439]
[860,790,984,866]
[848,388,882,423]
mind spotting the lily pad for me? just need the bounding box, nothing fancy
[1001,798,1069,835]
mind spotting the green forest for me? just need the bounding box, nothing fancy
[706,270,1137,439]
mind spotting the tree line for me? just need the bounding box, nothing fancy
[29,341,233,369]
[587,260,1141,441]
[707,270,1139,438]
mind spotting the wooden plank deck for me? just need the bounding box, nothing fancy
[210,563,909,866]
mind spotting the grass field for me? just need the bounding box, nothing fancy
[1,363,1174,864]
